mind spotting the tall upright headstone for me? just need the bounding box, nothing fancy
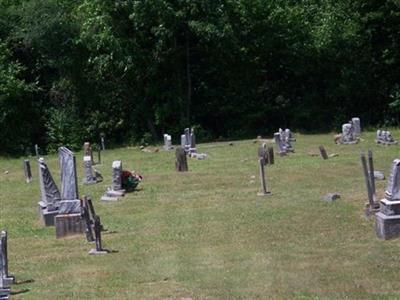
[38,158,61,226]
[23,159,32,183]
[375,159,400,239]
[83,142,94,163]
[55,147,84,238]
[352,117,361,137]
[0,231,13,299]
[274,133,286,156]
[258,143,267,166]
[163,134,173,151]
[184,128,190,153]
[101,161,126,202]
[189,128,197,154]
[175,147,188,172]
[267,147,274,165]
[337,121,358,144]
[82,155,102,185]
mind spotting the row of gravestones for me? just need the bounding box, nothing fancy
[336,117,398,145]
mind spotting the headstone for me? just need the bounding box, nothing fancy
[83,142,93,163]
[89,216,109,255]
[337,122,358,144]
[0,231,15,285]
[285,128,296,142]
[374,171,385,180]
[319,146,328,160]
[0,231,13,299]
[352,117,361,137]
[37,158,61,226]
[82,155,102,185]
[267,147,274,165]
[184,128,190,153]
[175,147,188,172]
[375,129,398,145]
[258,143,267,165]
[23,159,32,183]
[101,161,126,202]
[279,128,294,152]
[189,128,197,154]
[163,134,173,151]
[34,144,39,158]
[257,158,271,196]
[375,159,400,239]
[274,133,286,156]
[180,135,186,149]
[361,152,376,210]
[55,147,84,238]
[100,134,105,151]
[81,197,94,242]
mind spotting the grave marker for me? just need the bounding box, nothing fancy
[101,161,126,201]
[257,157,271,196]
[319,146,328,160]
[175,147,188,172]
[23,160,32,183]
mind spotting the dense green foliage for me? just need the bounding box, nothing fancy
[0,0,399,154]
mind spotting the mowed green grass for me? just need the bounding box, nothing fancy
[1,131,400,299]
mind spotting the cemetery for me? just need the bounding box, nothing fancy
[1,1,400,298]
[1,129,400,298]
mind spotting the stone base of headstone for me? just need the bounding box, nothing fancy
[0,287,11,299]
[55,214,85,238]
[375,140,398,146]
[2,276,15,286]
[101,189,125,202]
[257,192,272,197]
[58,200,81,214]
[88,248,109,255]
[375,212,400,240]
[38,204,59,226]
[83,178,98,185]
[339,139,359,145]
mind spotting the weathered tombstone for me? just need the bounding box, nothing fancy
[23,160,32,183]
[368,150,376,197]
[285,128,296,142]
[375,159,400,239]
[82,155,102,185]
[258,143,267,166]
[274,133,286,156]
[257,158,271,196]
[375,129,398,145]
[83,142,93,163]
[55,147,84,238]
[89,216,109,255]
[352,117,361,137]
[183,128,191,153]
[189,128,197,154]
[163,134,173,151]
[34,144,39,158]
[175,147,188,172]
[97,149,102,165]
[361,152,376,211]
[37,158,61,226]
[337,122,358,144]
[0,231,14,299]
[319,146,328,160]
[80,197,94,242]
[267,147,274,165]
[101,161,126,202]
[180,134,186,150]
[279,128,294,152]
[100,134,106,151]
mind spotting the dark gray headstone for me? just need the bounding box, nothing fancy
[274,133,286,156]
[175,147,188,172]
[23,159,32,183]
[0,231,15,288]
[112,161,122,191]
[38,158,61,212]
[319,146,328,160]
[58,147,80,214]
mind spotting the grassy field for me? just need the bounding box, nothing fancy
[1,131,400,299]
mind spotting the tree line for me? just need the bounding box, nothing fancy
[1,0,399,154]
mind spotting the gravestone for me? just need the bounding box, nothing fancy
[361,152,378,212]
[375,130,398,145]
[285,128,296,142]
[258,143,268,165]
[175,147,188,172]
[23,159,32,183]
[163,134,173,151]
[100,134,106,151]
[189,128,197,154]
[81,197,94,242]
[352,117,361,137]
[279,128,294,152]
[82,155,102,185]
[89,216,109,255]
[375,159,400,239]
[267,147,274,165]
[319,146,328,160]
[274,133,286,156]
[83,142,94,163]
[101,161,126,202]
[257,157,271,196]
[38,158,61,226]
[337,121,358,144]
[0,231,15,286]
[181,134,186,150]
[55,147,84,238]
[0,231,13,300]
[34,144,39,158]
[184,128,191,153]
